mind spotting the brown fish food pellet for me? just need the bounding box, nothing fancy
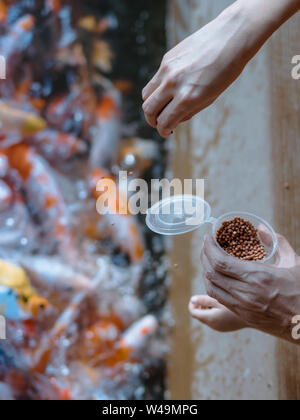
[216,217,267,261]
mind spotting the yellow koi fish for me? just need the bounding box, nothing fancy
[0,259,49,319]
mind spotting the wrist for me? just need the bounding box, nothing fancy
[233,0,300,59]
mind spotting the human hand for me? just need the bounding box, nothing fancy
[142,2,250,137]
[189,294,247,333]
[202,233,300,343]
[142,0,300,138]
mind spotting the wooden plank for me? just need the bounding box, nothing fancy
[269,14,300,401]
[167,1,194,400]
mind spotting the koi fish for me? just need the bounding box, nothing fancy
[89,89,122,171]
[4,144,74,256]
[32,276,101,373]
[88,169,145,263]
[20,255,93,293]
[79,296,145,367]
[0,259,49,320]
[80,319,121,366]
[55,42,87,69]
[56,5,77,49]
[92,40,114,74]
[0,342,60,400]
[119,315,158,356]
[0,178,13,212]
[113,79,134,95]
[28,129,87,163]
[0,15,35,76]
[45,82,96,139]
[78,13,118,35]
[0,181,37,252]
[78,15,98,32]
[0,0,7,27]
[89,315,158,368]
[104,214,145,264]
[118,137,159,176]
[112,295,145,329]
[89,167,129,214]
[0,149,9,176]
[45,0,62,14]
[12,71,46,112]
[45,92,79,129]
[0,102,46,136]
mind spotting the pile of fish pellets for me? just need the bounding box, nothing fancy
[216,217,267,261]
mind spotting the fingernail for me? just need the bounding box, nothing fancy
[191,296,198,304]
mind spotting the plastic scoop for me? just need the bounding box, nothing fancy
[146,195,278,263]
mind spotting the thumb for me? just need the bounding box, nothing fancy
[274,234,298,268]
[258,224,297,268]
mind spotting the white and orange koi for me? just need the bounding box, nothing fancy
[20,255,93,293]
[89,89,122,170]
[4,144,74,256]
[28,129,87,163]
[32,274,102,373]
[88,169,144,263]
[0,180,37,252]
[0,15,35,75]
[118,137,159,176]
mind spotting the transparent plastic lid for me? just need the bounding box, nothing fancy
[146,195,212,236]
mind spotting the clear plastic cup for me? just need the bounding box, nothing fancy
[146,196,278,263]
[211,211,278,263]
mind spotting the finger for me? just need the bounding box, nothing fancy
[205,282,239,313]
[275,233,297,268]
[190,294,219,309]
[142,85,173,128]
[203,235,257,281]
[257,224,273,248]
[257,225,296,267]
[189,301,220,324]
[142,71,162,102]
[179,94,218,124]
[156,98,185,138]
[201,251,214,292]
[157,93,217,137]
[202,239,234,292]
[202,252,244,315]
[202,252,248,299]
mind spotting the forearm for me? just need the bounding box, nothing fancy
[202,0,300,77]
[234,0,300,61]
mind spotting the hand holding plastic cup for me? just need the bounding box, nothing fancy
[146,195,278,263]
